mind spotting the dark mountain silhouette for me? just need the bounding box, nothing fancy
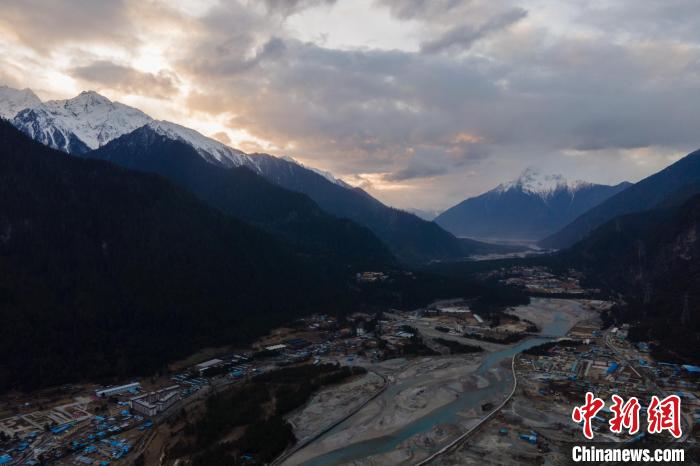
[540,148,700,249]
[561,193,700,363]
[0,119,346,390]
[250,152,516,263]
[87,125,395,268]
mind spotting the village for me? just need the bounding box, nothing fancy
[436,319,700,465]
[0,268,697,465]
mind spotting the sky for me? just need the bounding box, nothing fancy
[1,0,700,211]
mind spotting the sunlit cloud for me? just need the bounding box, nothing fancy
[1,0,700,210]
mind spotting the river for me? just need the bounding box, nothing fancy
[297,300,579,466]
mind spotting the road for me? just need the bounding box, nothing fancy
[414,352,520,466]
[272,371,389,466]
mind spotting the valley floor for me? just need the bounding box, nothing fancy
[281,298,597,466]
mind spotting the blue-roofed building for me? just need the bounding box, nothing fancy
[0,454,12,465]
[682,365,700,374]
[606,362,619,374]
[520,434,537,444]
[51,423,73,435]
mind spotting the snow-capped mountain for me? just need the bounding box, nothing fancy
[3,85,507,262]
[435,168,631,242]
[0,85,41,120]
[279,155,351,188]
[2,85,352,187]
[494,168,593,198]
[147,120,254,168]
[145,122,351,188]
[12,90,152,153]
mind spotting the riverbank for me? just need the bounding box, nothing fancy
[284,298,595,466]
[285,356,509,466]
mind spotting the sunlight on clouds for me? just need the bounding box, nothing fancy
[453,133,483,144]
[2,0,700,209]
[344,173,413,191]
[287,0,422,51]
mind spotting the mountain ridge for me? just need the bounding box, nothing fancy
[88,125,396,267]
[435,168,631,242]
[559,193,700,363]
[12,90,152,154]
[0,85,41,120]
[3,85,513,263]
[540,148,700,249]
[0,118,346,390]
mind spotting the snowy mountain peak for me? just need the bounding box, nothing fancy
[0,85,41,119]
[495,168,591,197]
[13,89,152,152]
[280,155,350,188]
[3,85,348,189]
[60,90,113,111]
[147,120,255,168]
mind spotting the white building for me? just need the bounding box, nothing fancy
[265,344,287,352]
[130,385,181,417]
[195,358,224,375]
[95,382,141,398]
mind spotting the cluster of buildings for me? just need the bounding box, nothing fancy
[355,271,388,283]
[129,386,181,417]
[515,319,700,443]
[496,266,596,295]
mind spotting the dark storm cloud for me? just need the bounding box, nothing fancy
[70,61,180,98]
[420,8,527,54]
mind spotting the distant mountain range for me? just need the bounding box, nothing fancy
[0,86,514,263]
[435,168,630,242]
[540,149,700,249]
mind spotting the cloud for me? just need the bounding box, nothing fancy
[420,8,527,54]
[69,61,180,98]
[174,21,700,206]
[0,0,136,53]
[4,0,700,209]
[261,0,337,16]
[376,0,468,21]
[383,164,446,182]
[212,131,232,144]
